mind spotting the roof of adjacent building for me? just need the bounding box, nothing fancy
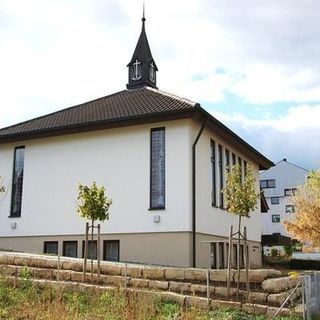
[0,86,274,170]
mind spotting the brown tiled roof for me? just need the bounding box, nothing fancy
[0,87,197,137]
[0,86,273,169]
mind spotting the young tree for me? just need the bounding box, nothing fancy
[77,182,112,282]
[223,164,260,294]
[77,182,112,223]
[284,169,320,248]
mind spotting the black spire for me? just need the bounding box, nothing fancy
[127,9,158,90]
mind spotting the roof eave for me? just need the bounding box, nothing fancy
[0,109,195,144]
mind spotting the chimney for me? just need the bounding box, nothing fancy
[283,158,287,162]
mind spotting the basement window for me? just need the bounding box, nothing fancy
[44,241,58,255]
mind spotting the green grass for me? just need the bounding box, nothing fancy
[0,276,300,320]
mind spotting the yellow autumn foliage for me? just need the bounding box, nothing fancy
[284,169,320,248]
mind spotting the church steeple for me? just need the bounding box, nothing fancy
[127,9,158,90]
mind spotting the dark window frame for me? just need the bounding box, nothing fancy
[267,179,276,188]
[63,241,78,258]
[238,157,243,183]
[272,214,280,223]
[10,146,25,217]
[149,127,166,210]
[286,205,295,213]
[43,241,58,255]
[225,149,230,173]
[82,240,97,260]
[260,180,268,188]
[232,153,236,166]
[271,197,280,205]
[284,188,293,196]
[211,140,217,207]
[103,240,120,262]
[260,179,276,189]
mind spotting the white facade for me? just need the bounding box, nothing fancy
[0,117,265,266]
[0,119,261,240]
[260,159,308,239]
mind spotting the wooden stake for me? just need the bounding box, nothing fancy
[83,222,89,282]
[237,216,241,297]
[91,219,94,283]
[227,225,233,297]
[244,226,250,295]
[97,224,101,283]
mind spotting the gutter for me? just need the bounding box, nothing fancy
[192,117,207,268]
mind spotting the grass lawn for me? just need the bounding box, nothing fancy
[0,276,300,320]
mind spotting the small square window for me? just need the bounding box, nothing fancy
[286,205,295,213]
[284,189,293,196]
[260,180,267,188]
[63,241,78,258]
[267,179,276,188]
[272,215,280,223]
[82,240,97,260]
[271,197,280,205]
[103,240,120,262]
[44,241,58,255]
[292,188,297,195]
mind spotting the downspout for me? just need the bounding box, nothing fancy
[192,118,207,268]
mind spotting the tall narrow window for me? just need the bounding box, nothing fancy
[238,157,243,183]
[211,140,217,206]
[225,149,230,173]
[150,128,165,209]
[232,153,236,166]
[10,146,25,217]
[218,145,224,209]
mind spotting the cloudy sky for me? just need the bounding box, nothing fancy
[0,0,319,170]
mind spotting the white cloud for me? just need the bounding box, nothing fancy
[0,0,319,128]
[213,104,320,169]
[0,0,320,171]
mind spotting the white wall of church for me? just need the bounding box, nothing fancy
[0,120,192,237]
[190,121,262,243]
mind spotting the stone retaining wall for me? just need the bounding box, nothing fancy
[0,251,302,311]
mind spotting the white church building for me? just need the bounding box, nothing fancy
[0,14,273,268]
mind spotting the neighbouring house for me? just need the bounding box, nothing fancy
[260,159,308,255]
[0,14,273,268]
